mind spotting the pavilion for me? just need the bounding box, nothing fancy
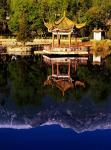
[44,12,86,49]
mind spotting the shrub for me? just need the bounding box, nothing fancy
[81,37,90,42]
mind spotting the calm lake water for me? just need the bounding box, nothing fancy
[0,55,111,149]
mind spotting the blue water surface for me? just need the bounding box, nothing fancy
[0,125,111,150]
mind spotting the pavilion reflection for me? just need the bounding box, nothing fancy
[43,55,87,96]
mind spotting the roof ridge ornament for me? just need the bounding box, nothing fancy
[63,11,66,17]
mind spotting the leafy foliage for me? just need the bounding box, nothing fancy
[1,0,111,38]
[91,40,111,58]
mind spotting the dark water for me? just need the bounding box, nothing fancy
[0,55,111,149]
[0,126,111,150]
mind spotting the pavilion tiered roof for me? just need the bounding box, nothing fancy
[44,12,86,32]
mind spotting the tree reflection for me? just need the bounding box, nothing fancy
[7,56,111,106]
[77,62,111,102]
[8,58,46,106]
[0,63,9,106]
[0,63,7,86]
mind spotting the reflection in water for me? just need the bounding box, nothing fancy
[43,55,87,97]
[0,56,111,132]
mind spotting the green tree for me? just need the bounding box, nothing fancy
[0,0,9,34]
[1,0,111,38]
[17,12,29,42]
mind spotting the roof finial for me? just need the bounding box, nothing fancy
[63,11,66,17]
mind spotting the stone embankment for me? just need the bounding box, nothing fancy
[0,37,91,56]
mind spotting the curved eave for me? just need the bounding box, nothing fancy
[55,16,75,26]
[76,23,86,29]
[44,22,54,32]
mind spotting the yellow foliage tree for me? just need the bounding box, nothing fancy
[91,40,111,58]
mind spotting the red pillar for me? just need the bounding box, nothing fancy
[69,33,71,48]
[52,63,54,76]
[68,62,71,78]
[74,60,77,79]
[75,61,77,71]
[57,33,60,48]
[52,33,54,48]
[57,62,59,77]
